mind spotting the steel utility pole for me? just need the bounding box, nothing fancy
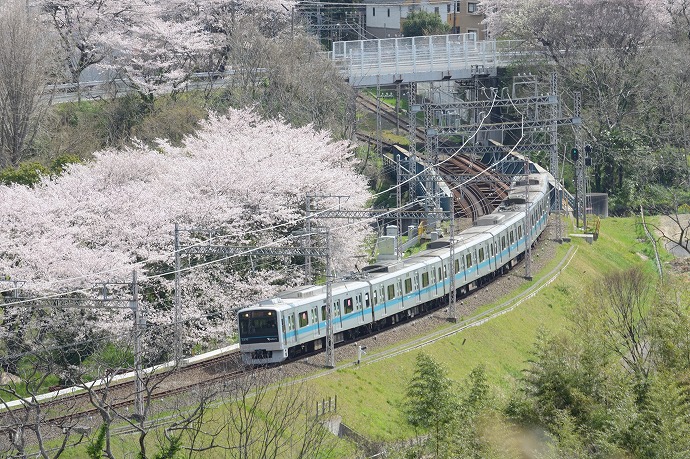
[524,158,533,280]
[448,197,457,322]
[131,269,145,420]
[173,223,182,363]
[573,91,585,230]
[324,232,335,368]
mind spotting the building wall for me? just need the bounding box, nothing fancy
[366,0,459,39]
[448,0,485,39]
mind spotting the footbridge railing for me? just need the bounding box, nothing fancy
[330,34,525,87]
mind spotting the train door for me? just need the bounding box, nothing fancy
[380,285,387,316]
[465,251,473,282]
[281,315,288,346]
[312,305,320,336]
[414,272,420,301]
[479,246,486,276]
[431,265,438,295]
[367,288,376,323]
[285,313,296,346]
[397,278,404,310]
[334,299,342,330]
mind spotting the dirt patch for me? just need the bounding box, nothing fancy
[655,215,690,246]
[653,215,690,276]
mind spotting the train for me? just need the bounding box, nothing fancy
[238,172,552,364]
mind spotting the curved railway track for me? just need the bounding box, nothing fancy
[440,154,509,219]
[355,92,510,220]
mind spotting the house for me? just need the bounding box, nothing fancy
[365,0,485,40]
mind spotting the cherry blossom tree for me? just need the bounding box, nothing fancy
[480,0,669,40]
[96,2,212,102]
[0,108,371,355]
[36,0,115,84]
[94,0,295,99]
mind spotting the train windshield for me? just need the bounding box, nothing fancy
[239,310,279,344]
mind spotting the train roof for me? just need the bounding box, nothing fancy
[239,276,373,312]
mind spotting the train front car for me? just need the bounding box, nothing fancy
[238,301,287,364]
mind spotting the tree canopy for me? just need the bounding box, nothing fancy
[0,108,371,356]
[401,10,451,37]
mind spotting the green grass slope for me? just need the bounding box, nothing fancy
[307,217,655,442]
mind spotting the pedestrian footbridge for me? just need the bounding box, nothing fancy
[330,34,524,87]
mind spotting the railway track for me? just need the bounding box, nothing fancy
[440,154,509,219]
[356,93,426,144]
[0,349,245,448]
[355,93,510,220]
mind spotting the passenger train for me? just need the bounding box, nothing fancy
[238,172,552,364]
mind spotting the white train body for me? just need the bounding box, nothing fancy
[238,173,551,364]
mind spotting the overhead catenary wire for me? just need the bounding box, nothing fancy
[1,80,514,304]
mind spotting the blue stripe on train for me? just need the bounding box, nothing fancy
[285,212,548,341]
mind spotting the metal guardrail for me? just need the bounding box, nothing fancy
[45,70,246,104]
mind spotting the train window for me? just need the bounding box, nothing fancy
[321,305,327,321]
[518,226,522,239]
[438,267,442,280]
[287,315,295,331]
[311,307,318,324]
[443,265,447,278]
[335,300,341,316]
[510,231,514,244]
[239,311,278,343]
[356,295,362,310]
[344,297,353,314]
[373,290,378,305]
[466,253,472,267]
[365,293,370,308]
[422,272,429,287]
[478,247,484,262]
[404,278,412,294]
[502,236,506,250]
[454,259,460,274]
[387,284,395,300]
[299,311,309,328]
[490,244,494,256]
[379,286,385,303]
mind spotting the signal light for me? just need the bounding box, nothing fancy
[571,147,579,161]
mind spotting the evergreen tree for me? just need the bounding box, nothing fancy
[404,353,457,458]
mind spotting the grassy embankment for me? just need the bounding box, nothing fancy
[305,215,659,442]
